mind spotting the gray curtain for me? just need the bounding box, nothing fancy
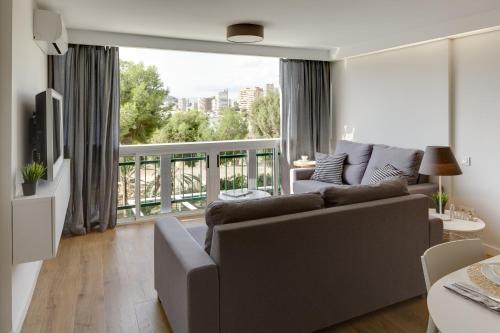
[280,59,332,193]
[49,45,120,234]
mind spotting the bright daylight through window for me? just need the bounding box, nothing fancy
[118,48,280,219]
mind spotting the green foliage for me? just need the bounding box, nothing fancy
[22,162,46,183]
[211,108,248,141]
[432,191,449,211]
[257,174,273,187]
[119,59,280,144]
[151,109,211,143]
[120,60,169,144]
[248,90,280,138]
[431,191,449,203]
[220,175,247,190]
[219,173,273,192]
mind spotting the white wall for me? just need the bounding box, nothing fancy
[0,0,14,331]
[7,0,48,332]
[332,33,500,253]
[333,40,451,149]
[452,30,500,254]
[12,0,48,195]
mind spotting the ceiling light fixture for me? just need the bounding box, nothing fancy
[227,23,264,43]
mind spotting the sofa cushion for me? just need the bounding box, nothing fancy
[204,193,324,253]
[408,183,439,208]
[361,144,424,185]
[408,182,438,197]
[293,179,335,194]
[369,164,404,184]
[320,178,409,207]
[311,152,346,184]
[334,140,373,185]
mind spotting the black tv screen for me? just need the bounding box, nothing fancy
[33,89,64,181]
[52,98,61,161]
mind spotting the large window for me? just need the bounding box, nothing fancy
[117,49,280,220]
[119,48,280,145]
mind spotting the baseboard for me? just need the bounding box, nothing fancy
[12,260,42,333]
[483,242,500,256]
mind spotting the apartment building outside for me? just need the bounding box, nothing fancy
[238,87,264,111]
[177,97,188,111]
[198,97,214,112]
[215,89,229,112]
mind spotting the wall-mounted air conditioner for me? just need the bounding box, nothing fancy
[33,9,68,55]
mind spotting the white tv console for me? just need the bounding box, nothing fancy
[12,159,70,264]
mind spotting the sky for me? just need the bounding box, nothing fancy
[120,47,280,100]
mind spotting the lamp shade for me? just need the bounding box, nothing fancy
[419,146,462,176]
[227,24,264,43]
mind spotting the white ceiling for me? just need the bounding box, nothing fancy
[38,0,500,58]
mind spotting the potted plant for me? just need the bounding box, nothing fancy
[432,191,448,214]
[21,162,46,196]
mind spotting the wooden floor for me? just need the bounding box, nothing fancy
[22,220,430,333]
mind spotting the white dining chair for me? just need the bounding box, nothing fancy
[421,239,485,333]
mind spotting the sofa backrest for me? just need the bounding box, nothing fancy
[209,194,431,333]
[320,177,409,207]
[417,173,430,184]
[204,193,324,253]
[360,144,424,185]
[334,141,426,186]
[334,140,373,185]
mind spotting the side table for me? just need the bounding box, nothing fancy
[429,209,486,241]
[292,160,316,168]
[218,189,271,201]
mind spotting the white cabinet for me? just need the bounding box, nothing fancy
[12,159,70,264]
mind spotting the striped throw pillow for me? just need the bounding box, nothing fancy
[310,153,347,184]
[369,164,404,184]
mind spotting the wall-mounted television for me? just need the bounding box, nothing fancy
[32,88,64,181]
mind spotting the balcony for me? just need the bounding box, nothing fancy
[118,139,280,222]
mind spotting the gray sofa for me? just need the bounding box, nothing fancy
[291,140,438,200]
[155,192,443,333]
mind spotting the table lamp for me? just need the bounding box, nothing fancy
[419,146,462,217]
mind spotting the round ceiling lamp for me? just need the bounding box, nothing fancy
[227,23,264,43]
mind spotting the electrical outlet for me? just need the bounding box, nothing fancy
[461,156,471,166]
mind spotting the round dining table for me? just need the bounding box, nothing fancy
[427,254,500,333]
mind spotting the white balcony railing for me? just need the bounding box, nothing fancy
[117,139,280,222]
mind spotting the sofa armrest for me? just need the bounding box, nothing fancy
[155,216,219,333]
[290,168,315,193]
[291,167,315,181]
[429,217,443,246]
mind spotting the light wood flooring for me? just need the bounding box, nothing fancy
[22,219,430,333]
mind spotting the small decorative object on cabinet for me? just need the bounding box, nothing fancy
[21,161,46,196]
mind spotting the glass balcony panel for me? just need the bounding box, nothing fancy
[140,155,161,217]
[256,148,274,194]
[117,155,136,219]
[219,150,248,192]
[171,153,207,213]
[117,139,279,222]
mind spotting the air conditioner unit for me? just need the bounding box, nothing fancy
[33,9,68,55]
